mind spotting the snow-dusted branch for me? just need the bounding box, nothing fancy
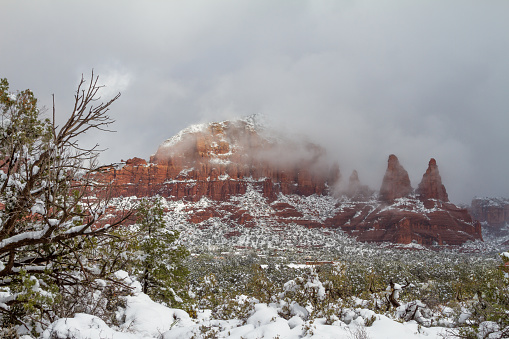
[0,73,132,284]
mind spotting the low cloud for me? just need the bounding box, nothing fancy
[1,0,508,204]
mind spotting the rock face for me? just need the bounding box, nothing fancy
[379,155,413,202]
[101,116,338,202]
[470,197,509,235]
[100,117,482,246]
[326,197,481,246]
[416,158,449,202]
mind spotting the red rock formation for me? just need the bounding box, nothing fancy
[272,202,304,219]
[347,170,361,196]
[379,155,413,202]
[470,197,509,235]
[416,158,449,202]
[328,162,341,189]
[325,198,482,245]
[125,157,147,166]
[95,117,483,246]
[101,118,336,202]
[323,155,481,245]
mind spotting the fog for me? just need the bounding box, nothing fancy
[1,0,508,203]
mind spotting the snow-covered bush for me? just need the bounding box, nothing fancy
[397,300,432,325]
[246,264,276,304]
[212,295,257,322]
[126,197,190,307]
[278,269,327,320]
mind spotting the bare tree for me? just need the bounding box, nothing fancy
[0,72,133,326]
[369,278,411,311]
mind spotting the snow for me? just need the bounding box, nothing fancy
[0,225,49,249]
[178,167,194,176]
[121,293,193,337]
[39,297,450,339]
[394,242,428,250]
[63,224,88,234]
[18,262,458,339]
[42,313,139,339]
[160,123,206,148]
[368,314,444,338]
[30,199,46,215]
[31,165,39,175]
[210,157,232,165]
[287,263,309,269]
[115,270,133,283]
[218,173,230,180]
[7,92,16,101]
[30,267,459,339]
[48,219,59,226]
[28,186,506,339]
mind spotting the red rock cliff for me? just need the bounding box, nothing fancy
[471,197,509,235]
[102,118,338,202]
[325,156,482,245]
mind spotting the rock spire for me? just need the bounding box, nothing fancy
[416,158,449,202]
[379,154,412,202]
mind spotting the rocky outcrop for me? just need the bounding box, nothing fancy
[326,198,482,246]
[338,156,481,245]
[416,158,449,202]
[101,117,338,202]
[471,197,509,235]
[98,118,482,246]
[379,155,413,202]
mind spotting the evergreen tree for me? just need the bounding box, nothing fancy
[0,73,132,329]
[132,197,190,306]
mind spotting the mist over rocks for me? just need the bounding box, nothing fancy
[417,158,449,203]
[100,117,482,246]
[106,116,338,201]
[379,154,413,202]
[346,170,373,199]
[470,197,509,238]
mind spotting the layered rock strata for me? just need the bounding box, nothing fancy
[325,156,481,245]
[100,118,338,202]
[100,118,482,246]
[327,197,481,246]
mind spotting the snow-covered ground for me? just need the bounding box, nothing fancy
[38,275,451,339]
[28,193,506,339]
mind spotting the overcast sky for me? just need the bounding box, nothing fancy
[1,0,508,203]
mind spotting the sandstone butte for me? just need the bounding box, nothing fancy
[99,119,337,200]
[97,118,482,246]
